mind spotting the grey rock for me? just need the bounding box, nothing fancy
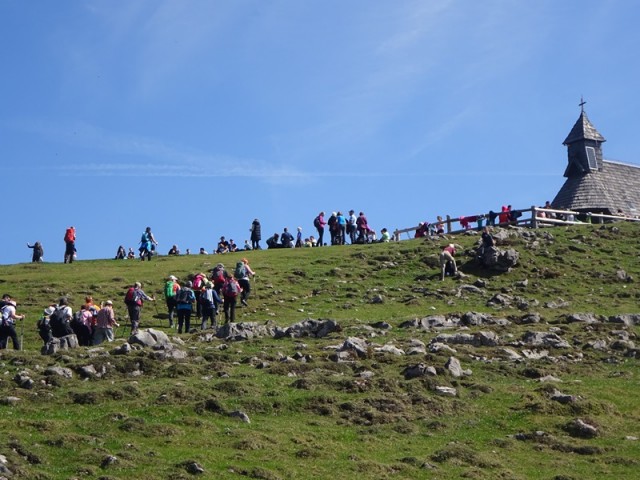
[445,356,468,377]
[402,363,429,380]
[608,314,640,326]
[584,339,608,350]
[275,318,341,339]
[566,313,601,324]
[461,312,490,326]
[610,339,635,351]
[406,346,427,355]
[1,396,21,406]
[374,344,405,356]
[370,321,392,330]
[112,342,132,355]
[499,348,523,360]
[101,455,118,468]
[44,366,73,379]
[565,418,598,438]
[229,410,251,423]
[429,342,457,354]
[370,294,384,304]
[14,373,34,389]
[328,351,354,362]
[522,331,570,348]
[518,313,541,324]
[41,334,79,355]
[217,322,275,341]
[550,389,578,404]
[434,386,457,397]
[522,350,550,360]
[78,365,99,379]
[129,328,171,348]
[185,461,205,475]
[337,337,369,359]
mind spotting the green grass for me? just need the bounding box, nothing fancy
[1,222,639,479]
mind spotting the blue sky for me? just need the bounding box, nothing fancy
[1,0,639,264]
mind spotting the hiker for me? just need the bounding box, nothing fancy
[235,258,255,307]
[27,241,44,262]
[222,272,242,324]
[211,263,226,295]
[37,306,56,345]
[281,228,294,248]
[295,227,303,248]
[243,240,252,251]
[50,297,74,338]
[250,219,262,250]
[114,245,126,260]
[139,227,158,261]
[93,300,118,345]
[415,222,429,238]
[477,227,496,266]
[379,228,391,243]
[200,281,221,329]
[216,236,230,254]
[164,275,180,328]
[124,282,155,334]
[175,280,196,334]
[0,298,25,350]
[347,210,357,244]
[63,226,76,263]
[440,244,458,281]
[336,212,347,245]
[229,239,238,252]
[327,212,338,245]
[314,211,326,247]
[309,235,317,247]
[435,216,445,234]
[192,272,207,319]
[199,247,208,255]
[266,233,280,249]
[127,247,135,259]
[72,304,94,346]
[168,244,180,255]
[356,212,369,243]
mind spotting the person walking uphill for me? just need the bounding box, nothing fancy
[235,258,255,307]
[0,298,25,350]
[164,275,180,328]
[222,272,242,324]
[93,300,119,345]
[175,280,196,334]
[63,226,76,263]
[314,211,326,247]
[124,282,155,334]
[440,243,458,281]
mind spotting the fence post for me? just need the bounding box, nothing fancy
[446,215,452,233]
[531,206,537,228]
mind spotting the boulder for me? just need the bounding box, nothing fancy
[274,318,341,339]
[41,334,79,355]
[44,366,73,379]
[216,322,275,341]
[337,337,369,359]
[521,331,570,348]
[128,328,170,347]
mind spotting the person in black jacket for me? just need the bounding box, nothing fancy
[250,219,262,250]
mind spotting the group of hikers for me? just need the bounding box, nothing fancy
[0,256,257,351]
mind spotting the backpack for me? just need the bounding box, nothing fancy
[193,274,205,289]
[175,288,192,304]
[314,216,321,228]
[140,232,150,244]
[50,307,73,337]
[64,228,74,243]
[223,280,239,298]
[124,287,137,305]
[212,267,225,285]
[0,305,10,326]
[165,281,176,298]
[234,262,246,279]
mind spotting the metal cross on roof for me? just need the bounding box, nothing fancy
[579,96,586,113]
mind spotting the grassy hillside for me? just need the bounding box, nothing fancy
[0,223,639,479]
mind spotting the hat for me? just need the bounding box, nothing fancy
[105,300,113,305]
[44,306,55,316]
[135,282,141,288]
[168,275,177,281]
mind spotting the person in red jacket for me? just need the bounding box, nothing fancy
[63,226,76,263]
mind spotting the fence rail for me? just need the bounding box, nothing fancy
[393,207,640,241]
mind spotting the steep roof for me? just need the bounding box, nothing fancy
[563,111,606,145]
[553,160,640,216]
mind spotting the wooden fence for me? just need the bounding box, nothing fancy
[393,207,640,241]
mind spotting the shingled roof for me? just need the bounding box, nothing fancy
[553,107,640,216]
[563,111,606,145]
[553,160,640,216]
